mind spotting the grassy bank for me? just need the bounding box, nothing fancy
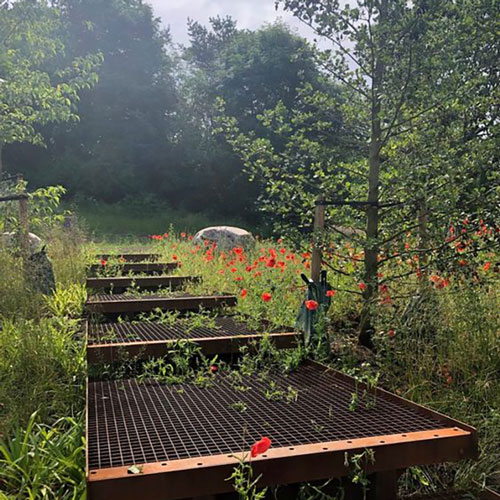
[68,199,257,238]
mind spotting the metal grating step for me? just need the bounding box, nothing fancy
[85,293,237,316]
[86,275,200,293]
[86,317,299,362]
[96,254,161,262]
[86,361,477,500]
[88,262,179,276]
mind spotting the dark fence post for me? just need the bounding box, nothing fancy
[18,195,29,261]
[311,197,325,282]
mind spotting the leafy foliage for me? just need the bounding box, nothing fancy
[0,0,101,171]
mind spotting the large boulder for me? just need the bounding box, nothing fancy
[193,226,255,250]
[0,231,43,254]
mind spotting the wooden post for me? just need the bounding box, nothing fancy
[18,194,29,261]
[311,198,325,282]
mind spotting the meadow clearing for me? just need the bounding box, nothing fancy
[0,219,498,498]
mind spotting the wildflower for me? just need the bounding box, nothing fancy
[180,232,186,238]
[218,269,224,275]
[163,233,169,238]
[100,259,107,267]
[241,289,248,298]
[235,277,243,281]
[172,255,178,261]
[305,300,319,311]
[483,262,491,271]
[277,238,283,244]
[230,267,237,273]
[266,258,276,268]
[251,437,271,458]
[358,282,367,292]
[388,328,396,339]
[209,365,218,373]
[233,247,243,255]
[188,235,193,241]
[261,292,272,302]
[280,248,286,255]
[253,271,262,278]
[326,290,336,298]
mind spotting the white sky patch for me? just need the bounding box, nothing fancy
[148,0,318,46]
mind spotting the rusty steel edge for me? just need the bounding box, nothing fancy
[86,331,300,363]
[86,428,476,500]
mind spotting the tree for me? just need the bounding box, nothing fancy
[221,0,499,346]
[0,0,101,174]
[178,18,326,220]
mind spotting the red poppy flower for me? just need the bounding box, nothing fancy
[218,269,224,274]
[280,248,286,255]
[180,232,186,238]
[277,238,283,244]
[261,292,272,302]
[209,365,218,373]
[163,233,169,238]
[188,235,193,241]
[305,300,319,311]
[326,290,336,298]
[172,255,178,261]
[233,247,243,255]
[254,271,262,278]
[251,437,271,458]
[235,276,243,281]
[483,262,491,271]
[230,267,237,273]
[358,282,367,292]
[100,259,107,267]
[266,258,276,268]
[241,289,247,298]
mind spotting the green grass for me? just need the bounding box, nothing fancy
[69,199,256,237]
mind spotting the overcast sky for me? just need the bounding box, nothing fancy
[147,0,317,46]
